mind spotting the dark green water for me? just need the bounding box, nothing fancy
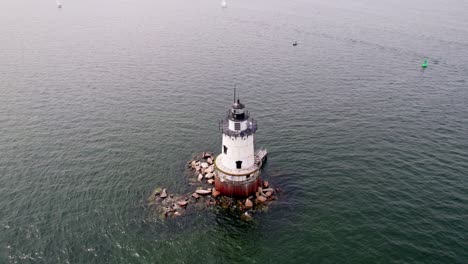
[1,0,467,263]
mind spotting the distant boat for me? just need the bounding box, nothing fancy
[221,0,227,8]
[56,0,62,8]
[293,41,298,46]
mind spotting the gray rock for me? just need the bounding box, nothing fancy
[148,187,162,202]
[241,212,253,222]
[201,162,209,169]
[160,188,168,198]
[197,173,203,182]
[205,172,214,179]
[192,193,200,199]
[205,166,214,173]
[207,158,213,165]
[256,196,267,203]
[195,189,212,195]
[212,188,221,198]
[245,198,253,209]
[178,200,188,207]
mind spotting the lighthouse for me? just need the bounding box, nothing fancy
[214,92,265,197]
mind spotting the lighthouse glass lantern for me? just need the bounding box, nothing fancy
[214,98,261,197]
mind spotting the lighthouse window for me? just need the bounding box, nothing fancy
[236,161,242,169]
[223,145,228,154]
[234,122,241,131]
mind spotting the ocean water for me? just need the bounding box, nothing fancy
[1,0,467,263]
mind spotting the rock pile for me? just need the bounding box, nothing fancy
[188,152,216,185]
[147,188,190,219]
[147,151,279,221]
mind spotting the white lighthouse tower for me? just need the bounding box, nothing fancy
[214,92,263,197]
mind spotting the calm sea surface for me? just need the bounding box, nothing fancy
[1,0,467,263]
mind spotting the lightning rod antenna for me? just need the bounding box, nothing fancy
[234,85,237,103]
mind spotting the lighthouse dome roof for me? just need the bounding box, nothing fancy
[232,100,245,109]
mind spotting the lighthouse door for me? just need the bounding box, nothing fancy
[236,161,242,169]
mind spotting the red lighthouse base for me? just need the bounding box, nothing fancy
[214,177,261,197]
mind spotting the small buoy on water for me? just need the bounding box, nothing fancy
[293,41,298,46]
[422,59,428,68]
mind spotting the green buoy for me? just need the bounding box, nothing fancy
[422,59,428,68]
